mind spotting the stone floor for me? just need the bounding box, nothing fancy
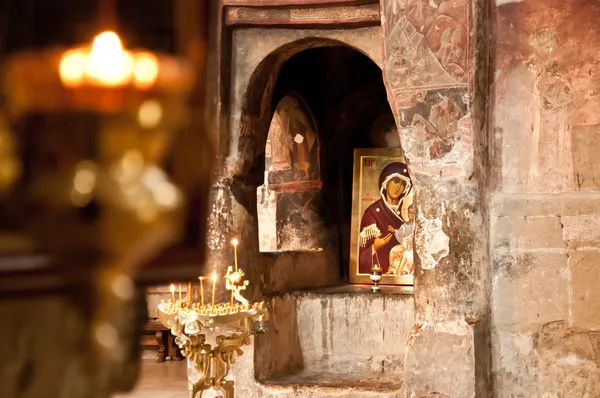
[115,359,188,398]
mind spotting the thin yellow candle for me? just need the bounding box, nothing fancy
[232,239,239,272]
[170,284,175,303]
[199,277,204,307]
[178,283,182,303]
[211,272,217,308]
[231,282,235,307]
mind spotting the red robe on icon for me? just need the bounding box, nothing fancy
[358,162,412,274]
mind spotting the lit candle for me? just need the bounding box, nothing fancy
[231,283,235,307]
[199,277,204,307]
[232,239,239,272]
[58,31,158,89]
[211,272,217,308]
[170,284,175,303]
[178,283,182,303]
[85,31,134,86]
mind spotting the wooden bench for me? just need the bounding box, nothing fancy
[144,318,184,362]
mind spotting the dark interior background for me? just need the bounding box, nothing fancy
[2,0,175,54]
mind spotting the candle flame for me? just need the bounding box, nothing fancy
[211,272,217,282]
[199,276,204,281]
[59,30,158,88]
[232,238,238,246]
[170,284,175,293]
[86,31,134,86]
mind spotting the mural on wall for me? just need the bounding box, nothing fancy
[397,88,470,161]
[494,2,600,193]
[383,0,473,177]
[495,5,599,193]
[350,148,414,286]
[257,93,323,252]
[380,0,473,271]
[385,0,469,91]
[266,94,320,186]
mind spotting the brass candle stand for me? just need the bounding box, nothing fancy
[157,242,268,398]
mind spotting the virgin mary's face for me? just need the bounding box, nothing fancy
[386,177,406,201]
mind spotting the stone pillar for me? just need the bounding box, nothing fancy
[379,0,491,396]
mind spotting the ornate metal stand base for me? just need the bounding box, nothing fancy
[158,298,267,398]
[184,318,256,398]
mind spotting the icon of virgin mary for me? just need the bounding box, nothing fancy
[358,162,412,274]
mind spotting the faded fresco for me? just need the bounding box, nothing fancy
[494,1,600,193]
[350,148,415,286]
[257,93,323,252]
[266,94,320,186]
[380,0,471,272]
[383,0,472,176]
[385,0,469,91]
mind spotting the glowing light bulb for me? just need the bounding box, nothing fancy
[85,31,134,86]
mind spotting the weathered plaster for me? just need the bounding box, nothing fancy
[491,1,600,395]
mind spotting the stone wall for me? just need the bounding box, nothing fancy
[490,0,600,396]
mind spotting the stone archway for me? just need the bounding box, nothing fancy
[205,35,387,304]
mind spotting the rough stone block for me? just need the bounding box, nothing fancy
[295,291,414,374]
[562,215,600,244]
[492,216,565,250]
[534,322,600,397]
[492,252,569,331]
[256,288,414,379]
[490,193,562,217]
[569,250,600,331]
[572,125,600,191]
[491,192,600,218]
[561,194,600,216]
[491,328,537,398]
[404,323,476,397]
[493,322,600,398]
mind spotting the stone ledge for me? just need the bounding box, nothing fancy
[255,284,415,386]
[266,283,414,299]
[491,192,600,217]
[259,370,403,397]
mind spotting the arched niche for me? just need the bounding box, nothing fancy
[234,36,382,185]
[234,36,416,285]
[257,92,323,252]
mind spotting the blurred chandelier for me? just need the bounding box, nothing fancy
[0,0,212,393]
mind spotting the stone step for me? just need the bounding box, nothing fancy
[258,370,403,397]
[255,284,414,394]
